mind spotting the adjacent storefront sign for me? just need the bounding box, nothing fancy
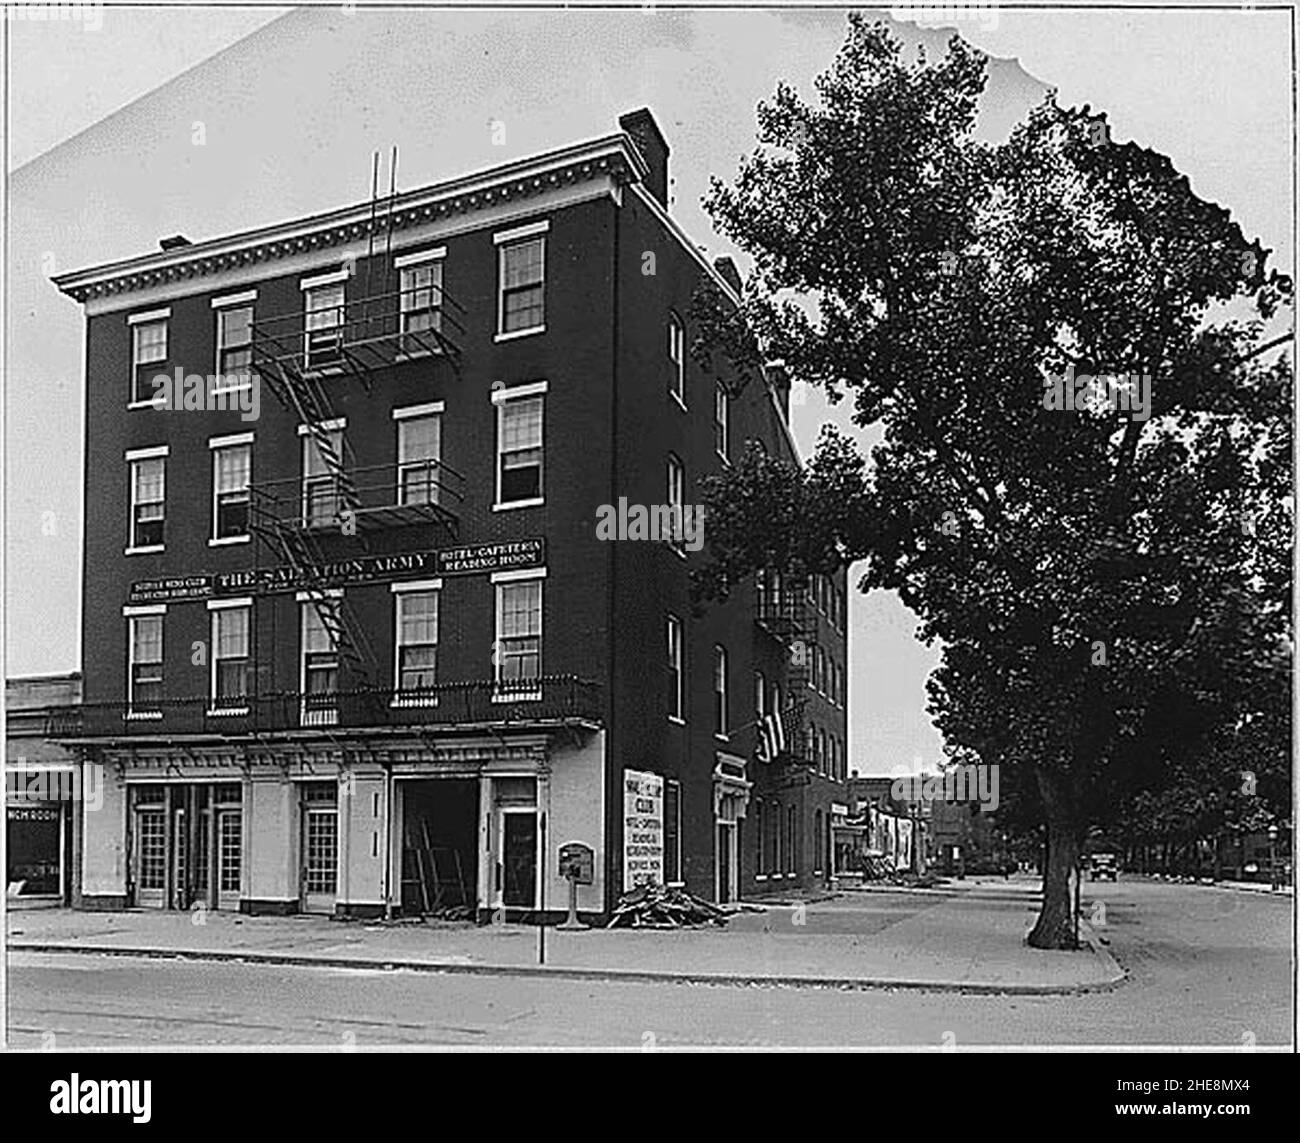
[622,769,664,890]
[128,540,545,604]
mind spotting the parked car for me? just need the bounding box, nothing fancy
[1088,853,1119,881]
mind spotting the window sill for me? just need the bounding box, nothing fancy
[210,382,254,396]
[209,535,251,547]
[124,545,164,556]
[491,690,542,704]
[127,399,161,411]
[668,544,688,561]
[125,710,163,721]
[492,498,544,512]
[754,875,768,882]
[716,451,731,467]
[494,325,545,344]
[207,706,250,717]
[669,391,688,413]
[667,714,686,726]
[714,733,730,743]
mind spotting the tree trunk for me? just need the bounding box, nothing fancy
[1028,770,1080,950]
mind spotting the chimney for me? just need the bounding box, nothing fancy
[159,235,192,251]
[713,255,743,297]
[618,108,670,208]
[766,359,791,424]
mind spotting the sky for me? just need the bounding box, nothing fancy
[3,2,1293,778]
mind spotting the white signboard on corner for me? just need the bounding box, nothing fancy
[623,769,664,891]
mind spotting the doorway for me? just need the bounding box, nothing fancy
[717,823,734,904]
[499,809,538,909]
[400,779,478,915]
[300,782,338,914]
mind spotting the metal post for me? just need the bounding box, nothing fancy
[538,811,548,965]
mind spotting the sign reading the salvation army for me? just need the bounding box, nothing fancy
[622,769,664,891]
[127,539,545,605]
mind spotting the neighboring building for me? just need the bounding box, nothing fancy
[52,109,847,920]
[845,776,925,875]
[5,673,83,904]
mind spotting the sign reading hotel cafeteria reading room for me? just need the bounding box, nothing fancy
[622,769,664,891]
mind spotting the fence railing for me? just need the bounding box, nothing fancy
[46,675,603,739]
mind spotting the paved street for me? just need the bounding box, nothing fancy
[7,879,1291,1047]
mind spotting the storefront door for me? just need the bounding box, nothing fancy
[301,783,338,914]
[499,809,537,909]
[133,805,167,909]
[717,823,734,904]
[216,808,242,910]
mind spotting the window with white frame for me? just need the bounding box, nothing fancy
[664,780,682,884]
[211,604,250,710]
[666,614,683,721]
[132,317,167,404]
[713,645,728,738]
[397,413,442,506]
[495,578,542,697]
[400,259,444,351]
[668,314,685,402]
[497,392,543,506]
[216,305,253,382]
[301,600,339,724]
[499,235,545,335]
[304,282,345,368]
[129,455,165,549]
[212,441,251,540]
[395,589,439,700]
[302,426,344,527]
[666,454,685,552]
[714,383,729,459]
[128,613,163,714]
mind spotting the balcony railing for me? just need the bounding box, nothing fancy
[248,460,465,535]
[47,676,603,740]
[754,592,810,641]
[250,285,466,381]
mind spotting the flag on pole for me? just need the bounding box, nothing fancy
[756,700,804,763]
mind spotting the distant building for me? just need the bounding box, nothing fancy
[6,673,83,904]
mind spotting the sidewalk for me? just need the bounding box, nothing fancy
[7,885,1123,994]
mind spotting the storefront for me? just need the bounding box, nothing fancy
[79,727,606,921]
[7,798,70,900]
[5,672,83,905]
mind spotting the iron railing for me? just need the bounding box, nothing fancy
[248,459,465,535]
[47,676,603,740]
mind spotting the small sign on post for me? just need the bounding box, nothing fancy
[557,841,594,930]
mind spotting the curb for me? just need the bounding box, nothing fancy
[9,939,1125,996]
[1075,917,1127,986]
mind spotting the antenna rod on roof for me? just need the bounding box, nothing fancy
[363,150,380,327]
[382,145,398,297]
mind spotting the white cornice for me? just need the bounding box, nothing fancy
[54,133,648,310]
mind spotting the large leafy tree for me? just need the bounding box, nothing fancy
[691,16,1293,947]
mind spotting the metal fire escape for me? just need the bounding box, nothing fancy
[244,149,467,699]
[755,570,817,767]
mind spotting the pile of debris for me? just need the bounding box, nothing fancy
[606,883,729,929]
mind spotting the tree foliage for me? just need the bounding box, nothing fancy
[691,15,1293,946]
